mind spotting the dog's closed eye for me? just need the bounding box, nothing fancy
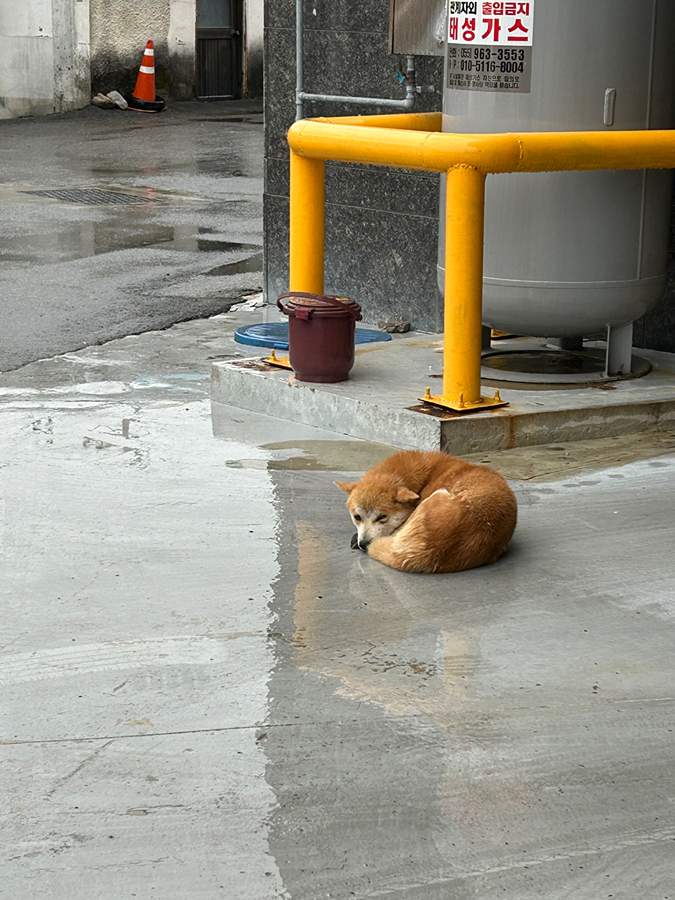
[353,514,362,522]
[375,514,388,523]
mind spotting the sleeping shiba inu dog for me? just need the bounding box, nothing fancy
[335,450,517,574]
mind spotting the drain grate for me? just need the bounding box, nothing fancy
[19,188,163,205]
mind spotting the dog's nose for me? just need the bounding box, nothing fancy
[350,533,359,550]
[357,538,371,551]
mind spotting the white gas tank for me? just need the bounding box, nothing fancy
[437,0,675,338]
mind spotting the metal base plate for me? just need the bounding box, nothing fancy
[265,354,292,369]
[419,392,509,414]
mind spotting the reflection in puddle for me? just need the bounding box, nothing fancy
[194,116,263,124]
[207,252,263,276]
[0,218,261,265]
[224,440,396,472]
[263,439,394,471]
[194,240,258,253]
[261,466,509,898]
[288,514,480,726]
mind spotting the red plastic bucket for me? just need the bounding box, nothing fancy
[277,292,362,383]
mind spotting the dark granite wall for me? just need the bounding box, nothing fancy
[264,0,444,332]
[634,190,675,352]
[264,0,675,348]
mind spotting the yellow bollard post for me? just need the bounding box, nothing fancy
[444,165,484,406]
[421,164,507,413]
[289,150,325,295]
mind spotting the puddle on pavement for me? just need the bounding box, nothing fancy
[260,430,675,896]
[196,240,258,252]
[262,461,492,896]
[466,429,675,482]
[222,432,675,480]
[89,151,261,177]
[154,238,260,254]
[207,252,263,276]
[355,338,442,356]
[194,116,263,124]
[226,439,396,472]
[0,218,261,264]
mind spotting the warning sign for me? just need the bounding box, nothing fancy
[447,0,534,92]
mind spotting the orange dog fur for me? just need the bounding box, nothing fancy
[335,450,517,574]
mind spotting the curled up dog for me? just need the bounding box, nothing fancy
[335,450,517,574]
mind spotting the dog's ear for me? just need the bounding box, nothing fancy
[334,481,358,494]
[396,487,419,504]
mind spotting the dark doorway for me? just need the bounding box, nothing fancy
[196,0,243,99]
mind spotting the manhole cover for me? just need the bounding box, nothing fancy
[19,188,164,205]
[481,349,651,384]
[485,350,604,376]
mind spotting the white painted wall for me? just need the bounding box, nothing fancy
[244,0,263,98]
[89,0,195,100]
[168,0,196,66]
[0,0,90,118]
[0,0,258,117]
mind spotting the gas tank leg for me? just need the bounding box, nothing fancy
[548,337,584,352]
[605,322,633,377]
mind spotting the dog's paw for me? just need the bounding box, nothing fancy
[350,533,359,551]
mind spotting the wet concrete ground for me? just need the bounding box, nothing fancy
[0,101,263,371]
[2,311,675,899]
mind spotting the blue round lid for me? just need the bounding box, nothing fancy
[234,322,392,350]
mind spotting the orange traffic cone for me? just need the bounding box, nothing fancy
[126,40,166,113]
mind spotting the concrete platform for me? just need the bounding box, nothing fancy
[211,330,675,454]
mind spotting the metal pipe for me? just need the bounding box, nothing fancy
[289,150,325,294]
[289,119,523,173]
[295,0,420,119]
[315,111,442,130]
[288,119,675,174]
[295,0,304,121]
[298,92,416,111]
[298,55,419,112]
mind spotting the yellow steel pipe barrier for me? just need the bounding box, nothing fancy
[441,166,495,411]
[290,117,675,174]
[313,111,442,131]
[289,153,325,295]
[287,113,675,413]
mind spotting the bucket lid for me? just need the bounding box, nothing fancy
[277,292,362,320]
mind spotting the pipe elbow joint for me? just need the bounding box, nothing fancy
[287,117,308,151]
[402,91,417,112]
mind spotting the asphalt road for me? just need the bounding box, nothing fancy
[0,100,263,372]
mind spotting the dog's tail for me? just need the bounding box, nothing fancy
[367,485,516,574]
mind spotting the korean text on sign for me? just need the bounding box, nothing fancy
[448,1,534,46]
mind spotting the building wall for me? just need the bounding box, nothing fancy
[0,0,90,119]
[264,0,675,348]
[0,0,258,116]
[634,193,675,353]
[264,0,443,332]
[90,0,261,102]
[245,0,263,99]
[89,0,195,100]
